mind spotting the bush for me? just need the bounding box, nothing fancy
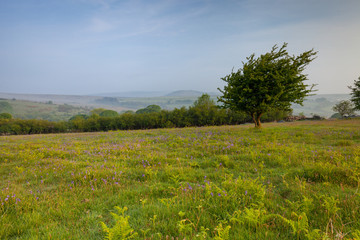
[0,113,12,119]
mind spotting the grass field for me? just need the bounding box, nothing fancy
[0,99,89,121]
[1,119,360,239]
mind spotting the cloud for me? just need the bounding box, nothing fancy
[80,0,210,39]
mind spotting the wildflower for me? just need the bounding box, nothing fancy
[210,192,213,196]
[245,190,248,195]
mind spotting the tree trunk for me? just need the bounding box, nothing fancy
[251,112,263,128]
[256,113,262,128]
[251,113,258,128]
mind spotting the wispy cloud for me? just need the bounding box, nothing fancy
[80,0,210,39]
[1,0,359,94]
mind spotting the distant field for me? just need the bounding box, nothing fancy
[0,92,354,119]
[1,119,359,239]
[0,99,89,121]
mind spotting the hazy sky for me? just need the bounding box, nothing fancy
[1,0,359,95]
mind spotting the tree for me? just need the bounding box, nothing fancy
[348,76,360,110]
[332,100,355,118]
[218,43,317,128]
[90,108,107,115]
[189,94,218,126]
[0,112,12,119]
[99,110,118,117]
[136,105,161,114]
[193,94,215,109]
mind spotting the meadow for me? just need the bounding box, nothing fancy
[0,99,89,121]
[0,119,359,239]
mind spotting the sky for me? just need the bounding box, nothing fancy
[0,0,360,95]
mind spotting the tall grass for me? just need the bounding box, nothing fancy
[0,119,359,239]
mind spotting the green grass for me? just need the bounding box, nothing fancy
[0,99,89,121]
[1,119,360,239]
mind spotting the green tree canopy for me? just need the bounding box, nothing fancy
[218,43,317,128]
[90,108,107,116]
[136,105,161,114]
[69,114,88,121]
[99,110,119,117]
[348,76,360,111]
[0,112,12,119]
[332,100,355,117]
[193,93,215,109]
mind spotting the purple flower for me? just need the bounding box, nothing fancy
[245,190,248,195]
[210,192,213,196]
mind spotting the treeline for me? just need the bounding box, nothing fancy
[0,95,290,135]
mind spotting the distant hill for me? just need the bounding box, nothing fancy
[292,93,353,118]
[0,99,89,121]
[92,91,168,98]
[0,92,356,119]
[166,90,206,97]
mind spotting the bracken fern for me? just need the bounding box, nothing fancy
[100,206,138,240]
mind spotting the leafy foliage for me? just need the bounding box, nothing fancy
[348,76,360,110]
[0,113,12,119]
[99,110,118,117]
[0,94,292,135]
[100,207,138,240]
[332,100,355,117]
[136,105,161,114]
[214,222,231,240]
[218,43,317,127]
